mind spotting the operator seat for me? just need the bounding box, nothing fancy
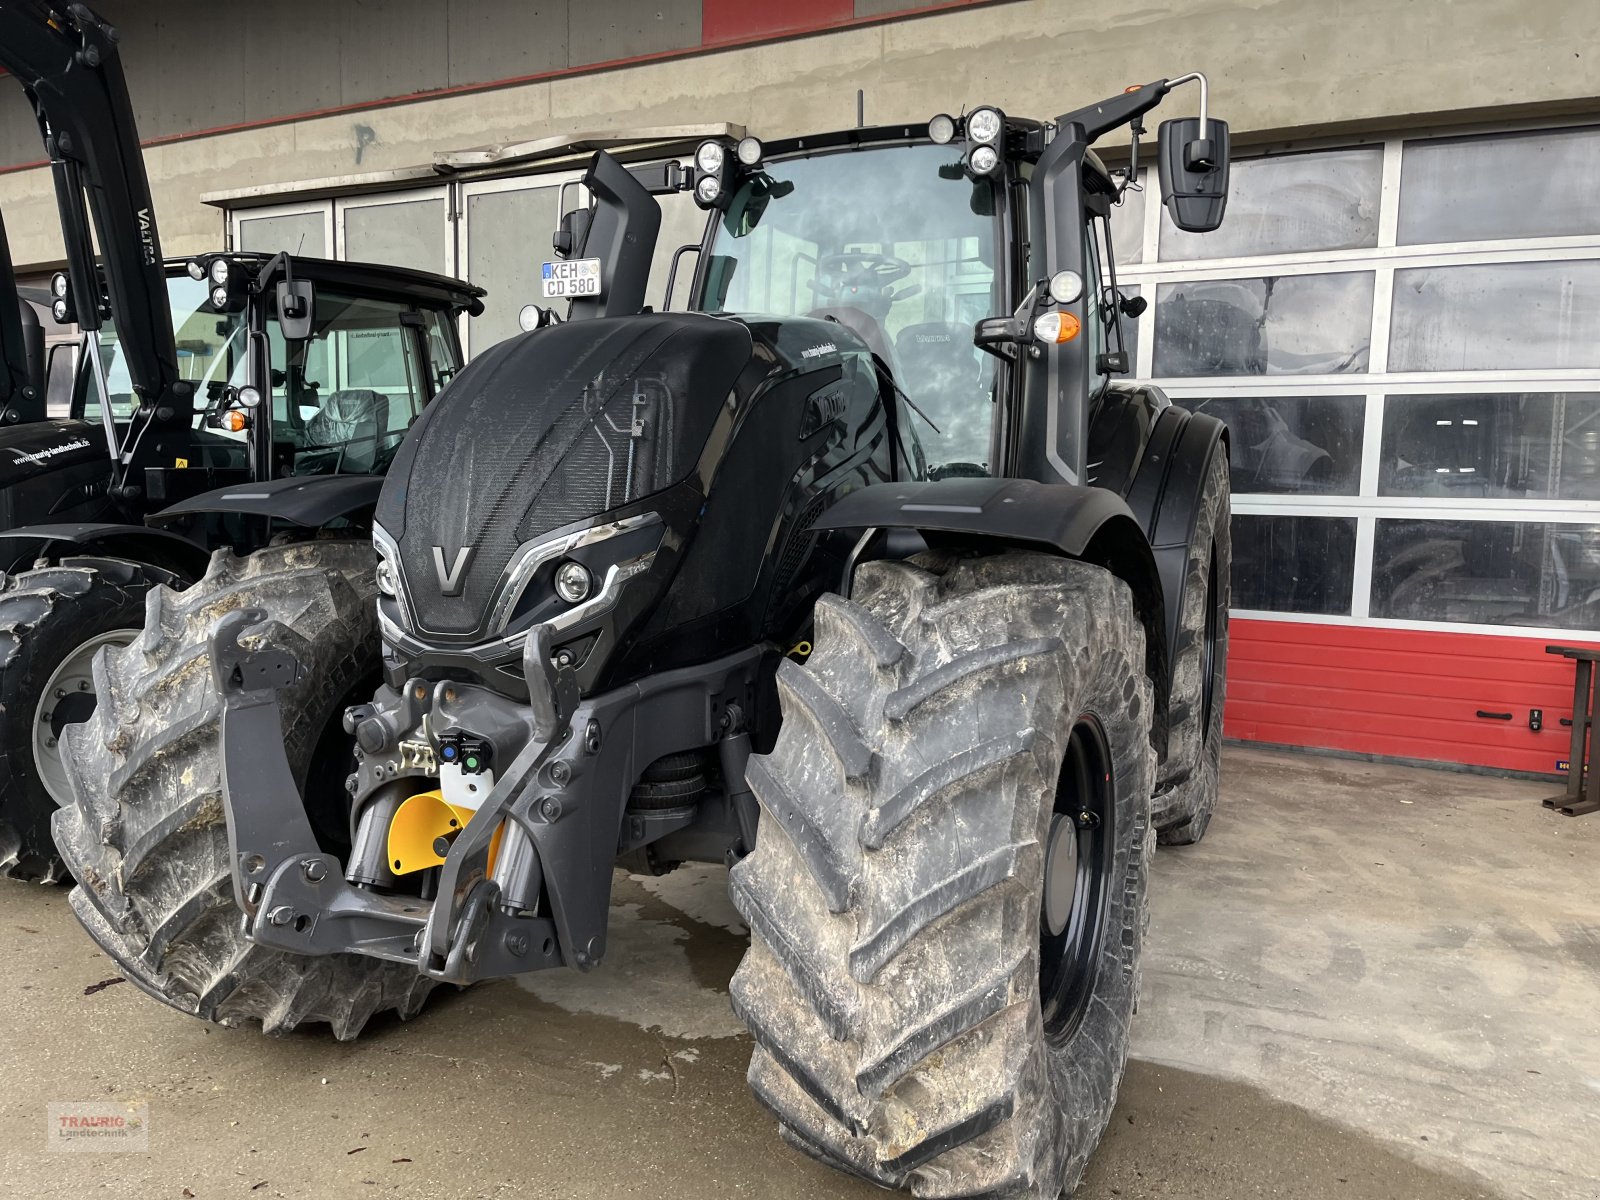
[304,388,390,473]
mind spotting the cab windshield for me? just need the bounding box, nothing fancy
[697,143,1001,475]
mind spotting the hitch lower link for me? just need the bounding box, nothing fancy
[208,610,592,984]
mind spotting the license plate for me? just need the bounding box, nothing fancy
[541,257,602,299]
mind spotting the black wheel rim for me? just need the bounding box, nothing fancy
[1039,717,1114,1044]
[1201,542,1221,736]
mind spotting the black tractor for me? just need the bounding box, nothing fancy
[0,0,483,880]
[56,77,1233,1197]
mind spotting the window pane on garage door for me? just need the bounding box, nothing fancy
[1153,272,1373,377]
[1379,392,1600,501]
[1108,179,1144,266]
[343,198,447,276]
[1178,395,1364,494]
[237,210,326,257]
[466,185,561,353]
[1398,127,1600,245]
[1160,146,1382,261]
[1232,514,1356,615]
[1372,519,1600,628]
[1389,261,1600,371]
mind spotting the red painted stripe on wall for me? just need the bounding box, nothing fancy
[1226,618,1598,776]
[703,0,856,45]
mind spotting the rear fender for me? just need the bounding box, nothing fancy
[1122,407,1228,660]
[0,521,210,581]
[146,475,385,530]
[813,477,1171,748]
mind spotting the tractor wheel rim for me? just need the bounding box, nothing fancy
[1039,716,1114,1044]
[33,630,138,807]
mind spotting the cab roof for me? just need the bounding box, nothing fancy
[166,254,485,314]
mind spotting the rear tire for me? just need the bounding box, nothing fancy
[1152,448,1230,846]
[729,552,1155,1198]
[0,557,171,883]
[51,541,434,1039]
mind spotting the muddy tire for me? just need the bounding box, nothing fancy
[1152,448,1230,846]
[729,552,1156,1198]
[0,557,174,883]
[51,541,434,1039]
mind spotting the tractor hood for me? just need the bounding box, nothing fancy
[376,313,754,640]
[0,420,107,487]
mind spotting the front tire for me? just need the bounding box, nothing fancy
[0,557,171,883]
[729,552,1155,1198]
[51,541,433,1038]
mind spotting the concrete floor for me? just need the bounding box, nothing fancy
[0,747,1594,1199]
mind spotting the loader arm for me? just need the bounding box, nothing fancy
[0,0,186,457]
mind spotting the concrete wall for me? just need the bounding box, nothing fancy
[3,0,1599,269]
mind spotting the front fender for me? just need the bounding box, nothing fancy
[146,474,385,529]
[814,477,1171,747]
[0,521,211,580]
[814,477,1138,558]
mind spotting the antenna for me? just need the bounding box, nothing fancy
[856,89,865,129]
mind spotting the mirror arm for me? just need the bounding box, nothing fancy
[1165,71,1210,139]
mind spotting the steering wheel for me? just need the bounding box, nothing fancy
[808,251,918,314]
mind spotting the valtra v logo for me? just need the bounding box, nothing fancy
[431,546,475,596]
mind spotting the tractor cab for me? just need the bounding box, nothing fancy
[683,92,1227,491]
[52,254,475,514]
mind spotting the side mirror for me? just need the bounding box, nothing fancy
[1157,116,1230,233]
[276,280,316,341]
[552,209,591,260]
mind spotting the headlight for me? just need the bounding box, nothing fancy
[966,106,1003,145]
[210,285,230,309]
[208,258,230,285]
[968,144,1000,176]
[375,557,397,598]
[694,175,722,206]
[51,298,69,323]
[1048,270,1084,304]
[50,272,69,298]
[237,385,262,408]
[185,260,206,281]
[695,141,725,175]
[1032,310,1082,345]
[555,561,593,604]
[928,113,956,145]
[736,136,763,166]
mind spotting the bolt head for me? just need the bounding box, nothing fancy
[539,797,561,822]
[584,719,602,754]
[549,760,571,786]
[301,859,327,883]
[55,688,66,699]
[77,680,90,691]
[506,932,529,957]
[266,905,295,927]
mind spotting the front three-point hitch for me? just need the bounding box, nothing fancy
[208,609,760,984]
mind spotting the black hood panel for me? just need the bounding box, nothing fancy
[379,313,752,637]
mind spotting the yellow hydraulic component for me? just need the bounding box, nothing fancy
[786,639,812,661]
[386,789,502,876]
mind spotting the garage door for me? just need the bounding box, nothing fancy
[1113,123,1600,775]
